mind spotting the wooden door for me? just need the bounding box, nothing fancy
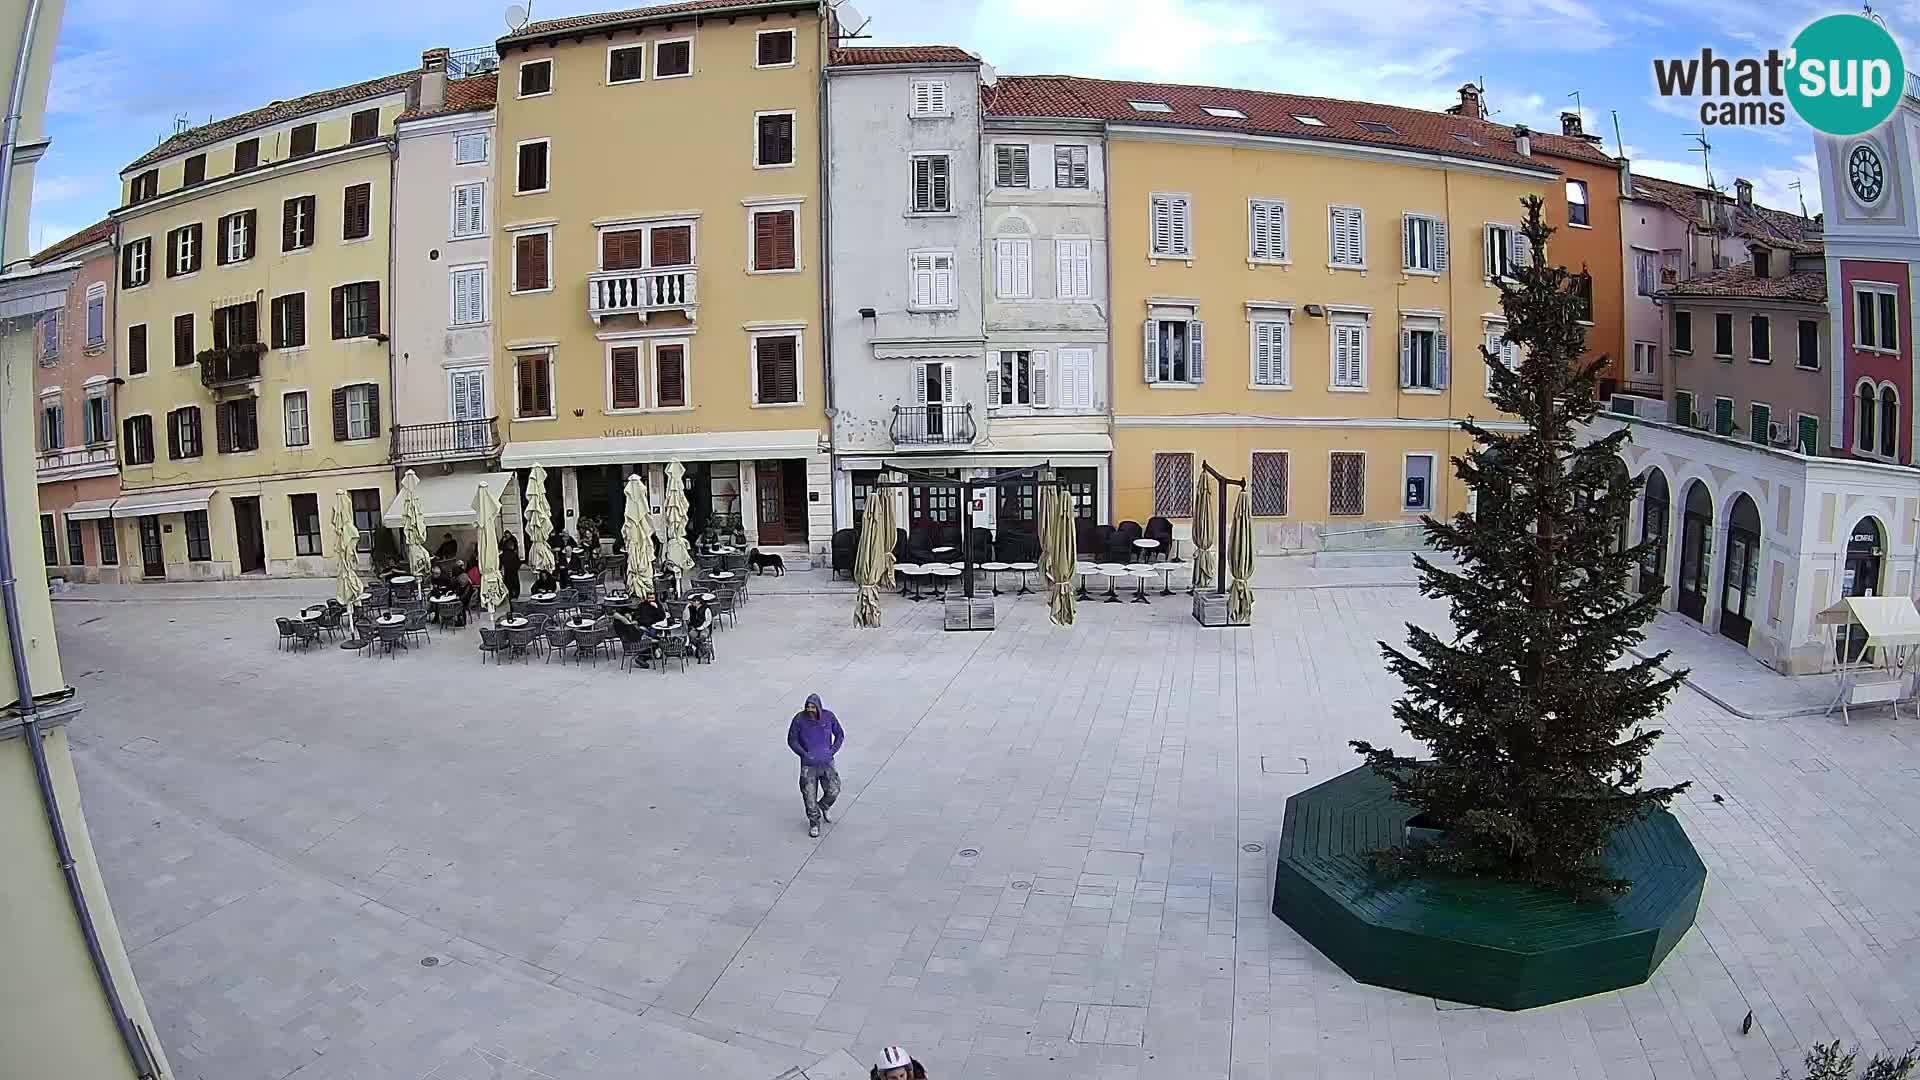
[756,461,786,545]
[1718,526,1756,645]
[781,460,807,543]
[233,497,265,573]
[138,517,164,578]
[1677,511,1709,622]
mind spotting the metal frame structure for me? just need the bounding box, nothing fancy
[1199,460,1247,597]
[874,461,1069,600]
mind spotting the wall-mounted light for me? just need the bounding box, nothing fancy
[859,307,877,319]
[1303,303,1325,318]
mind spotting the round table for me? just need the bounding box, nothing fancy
[1096,563,1129,603]
[1074,561,1098,601]
[603,591,631,604]
[1009,561,1040,596]
[979,561,1012,595]
[568,573,598,586]
[566,618,595,631]
[694,592,717,603]
[927,565,962,599]
[710,570,735,580]
[930,546,957,562]
[1151,562,1179,597]
[387,574,417,588]
[1132,538,1161,565]
[497,615,530,630]
[893,563,925,600]
[651,620,682,632]
[1127,567,1156,604]
[376,612,408,627]
[530,591,558,603]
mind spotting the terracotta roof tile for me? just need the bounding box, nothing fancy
[29,219,112,265]
[983,76,1561,173]
[829,45,975,66]
[1520,129,1615,165]
[507,0,807,42]
[124,70,416,173]
[398,74,498,122]
[1631,173,1821,246]
[1664,263,1827,303]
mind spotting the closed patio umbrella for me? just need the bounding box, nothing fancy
[664,460,694,575]
[622,473,655,600]
[333,489,365,643]
[1042,479,1077,627]
[399,469,430,578]
[524,463,556,578]
[853,475,892,628]
[472,481,508,618]
[1227,486,1255,624]
[876,470,898,589]
[1192,471,1217,593]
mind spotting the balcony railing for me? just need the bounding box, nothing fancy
[36,443,117,479]
[198,344,264,390]
[588,267,698,323]
[890,404,977,447]
[391,417,501,463]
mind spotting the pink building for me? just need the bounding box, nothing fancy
[29,220,124,583]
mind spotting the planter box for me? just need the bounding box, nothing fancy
[944,596,995,631]
[1192,591,1245,627]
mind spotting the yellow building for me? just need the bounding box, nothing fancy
[492,0,830,555]
[990,78,1560,552]
[108,70,417,578]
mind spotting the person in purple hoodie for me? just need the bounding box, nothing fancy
[787,693,844,837]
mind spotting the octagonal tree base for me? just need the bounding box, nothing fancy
[1270,766,1705,1011]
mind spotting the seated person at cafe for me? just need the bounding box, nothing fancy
[632,594,666,627]
[531,568,558,595]
[435,532,458,559]
[686,597,714,658]
[607,609,656,667]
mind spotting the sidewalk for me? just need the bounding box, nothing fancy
[1637,611,1842,720]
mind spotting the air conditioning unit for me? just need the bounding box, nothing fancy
[1608,395,1638,417]
[1692,412,1713,432]
[1769,421,1790,447]
[1659,267,1679,284]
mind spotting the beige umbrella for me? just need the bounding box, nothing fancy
[1042,479,1078,626]
[1227,487,1256,624]
[663,460,694,575]
[1191,471,1217,594]
[853,477,892,628]
[332,489,365,639]
[472,481,508,618]
[399,469,430,578]
[622,473,655,600]
[524,463,556,577]
[876,471,898,590]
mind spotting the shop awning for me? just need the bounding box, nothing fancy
[871,338,986,361]
[501,428,821,469]
[1816,596,1920,646]
[383,471,515,528]
[109,487,216,517]
[61,497,118,521]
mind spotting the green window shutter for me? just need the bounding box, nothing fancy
[1714,398,1734,436]
[1674,391,1693,427]
[1750,403,1770,444]
[1798,414,1819,455]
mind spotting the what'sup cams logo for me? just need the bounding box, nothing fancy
[1653,12,1906,136]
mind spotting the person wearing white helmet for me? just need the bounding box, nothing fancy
[870,1045,927,1080]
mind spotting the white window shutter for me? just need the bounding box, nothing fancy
[933,256,953,307]
[1399,329,1413,387]
[1253,323,1271,384]
[1015,242,1031,297]
[1144,319,1159,382]
[1055,242,1072,299]
[1434,220,1449,272]
[1151,198,1171,255]
[1437,331,1449,387]
[929,80,945,114]
[1512,229,1531,269]
[1402,214,1415,269]
[1188,319,1205,382]
[1172,199,1190,256]
[941,364,954,404]
[911,256,931,307]
[987,355,1002,407]
[914,363,929,403]
[1336,327,1353,384]
[1250,202,1267,260]
[1274,321,1288,383]
[1032,351,1049,407]
[995,242,1012,297]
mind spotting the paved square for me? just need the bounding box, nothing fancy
[53,585,1920,1079]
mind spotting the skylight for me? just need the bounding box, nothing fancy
[1202,105,1246,119]
[1128,99,1173,113]
[1356,120,1398,134]
[1291,114,1326,126]
[1452,133,1480,146]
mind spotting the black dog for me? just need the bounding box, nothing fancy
[749,548,785,575]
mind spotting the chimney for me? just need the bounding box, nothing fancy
[1617,156,1633,198]
[1560,110,1583,137]
[1454,82,1483,121]
[1513,124,1531,158]
[1734,177,1753,207]
[419,47,449,112]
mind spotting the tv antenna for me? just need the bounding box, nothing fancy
[1789,179,1809,218]
[172,112,189,135]
[1864,2,1887,27]
[1687,131,1716,192]
[1567,89,1582,123]
[504,3,531,32]
[1611,108,1625,159]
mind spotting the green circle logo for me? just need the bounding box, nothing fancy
[1788,14,1906,136]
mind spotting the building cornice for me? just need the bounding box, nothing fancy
[1113,414,1527,431]
[984,116,1105,137]
[396,110,497,139]
[1107,123,1561,181]
[111,140,393,222]
[827,61,979,76]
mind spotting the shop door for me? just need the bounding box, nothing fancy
[780,460,808,543]
[1677,511,1710,621]
[233,497,266,574]
[756,461,787,545]
[1840,518,1885,662]
[1718,528,1757,645]
[138,517,164,578]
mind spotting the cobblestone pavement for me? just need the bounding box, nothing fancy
[55,586,1920,1079]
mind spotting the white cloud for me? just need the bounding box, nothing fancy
[30,174,108,203]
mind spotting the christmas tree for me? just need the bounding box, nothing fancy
[1350,196,1690,895]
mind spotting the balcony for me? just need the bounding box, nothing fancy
[198,343,264,394]
[890,404,977,448]
[588,267,698,323]
[37,443,118,482]
[391,417,501,464]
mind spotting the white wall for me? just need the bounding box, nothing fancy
[392,110,496,432]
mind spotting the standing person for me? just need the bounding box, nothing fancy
[435,531,458,559]
[786,694,844,838]
[501,532,523,600]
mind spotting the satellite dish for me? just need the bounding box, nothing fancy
[504,3,530,31]
[833,1,866,36]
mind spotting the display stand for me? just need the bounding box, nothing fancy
[1192,461,1249,627]
[1816,595,1920,724]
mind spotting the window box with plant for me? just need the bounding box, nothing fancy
[197,341,266,387]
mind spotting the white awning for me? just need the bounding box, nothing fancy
[980,432,1114,455]
[1817,596,1920,646]
[501,428,821,469]
[61,498,118,522]
[871,339,986,361]
[383,471,516,528]
[110,487,216,517]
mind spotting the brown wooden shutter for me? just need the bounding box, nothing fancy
[332,388,349,440]
[242,300,259,345]
[215,400,233,453]
[517,143,545,192]
[242,209,257,258]
[516,234,549,290]
[123,417,137,462]
[234,138,258,171]
[128,324,147,374]
[166,411,180,459]
[517,356,536,417]
[656,346,685,407]
[611,347,640,408]
[241,398,258,450]
[212,307,228,350]
[350,108,377,144]
[166,229,179,277]
[215,214,230,265]
[753,213,775,271]
[174,314,193,365]
[651,225,691,267]
[120,245,134,289]
[364,284,381,336]
[773,211,794,270]
[602,230,644,271]
[330,287,345,340]
[282,199,297,250]
[291,123,315,157]
[343,184,370,240]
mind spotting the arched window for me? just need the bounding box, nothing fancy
[1881,384,1900,458]
[1859,381,1878,452]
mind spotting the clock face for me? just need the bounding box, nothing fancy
[1849,143,1886,206]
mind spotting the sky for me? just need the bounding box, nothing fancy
[28,0,1898,254]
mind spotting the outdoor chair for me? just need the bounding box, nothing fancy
[667,598,689,623]
[316,606,346,641]
[968,526,994,563]
[431,596,465,628]
[500,626,535,661]
[620,635,656,672]
[892,528,908,563]
[1110,520,1144,562]
[656,630,691,673]
[1075,519,1097,556]
[713,589,738,629]
[1145,516,1176,560]
[365,585,390,609]
[694,553,721,576]
[721,551,749,575]
[403,608,431,648]
[376,624,409,657]
[276,617,297,651]
[543,624,574,663]
[998,529,1039,562]
[690,625,714,664]
[477,627,509,664]
[831,528,857,579]
[906,525,936,564]
[571,625,611,664]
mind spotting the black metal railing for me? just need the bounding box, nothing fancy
[198,344,263,388]
[890,404,976,446]
[391,418,501,462]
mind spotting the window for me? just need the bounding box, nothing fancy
[289,123,316,158]
[608,44,644,83]
[1128,99,1172,113]
[350,107,378,144]
[84,284,105,347]
[514,231,551,291]
[990,349,1048,408]
[342,183,371,240]
[910,78,947,117]
[97,520,117,565]
[233,138,258,172]
[39,515,55,566]
[1403,454,1435,512]
[1572,273,1594,321]
[1751,315,1771,362]
[64,515,84,566]
[351,489,381,551]
[444,265,486,326]
[1750,402,1772,445]
[121,237,150,289]
[1483,323,1517,389]
[1150,193,1192,258]
[1332,320,1367,388]
[127,323,147,375]
[1713,312,1734,357]
[1798,319,1820,369]
[610,345,642,410]
[1713,396,1735,436]
[291,494,322,556]
[1402,213,1446,272]
[167,406,202,459]
[1880,385,1899,457]
[183,511,211,562]
[994,238,1032,299]
[516,140,549,194]
[1487,223,1515,280]
[1566,179,1590,226]
[1248,199,1287,262]
[1753,250,1771,279]
[40,316,57,360]
[516,351,554,418]
[276,195,312,253]
[909,250,955,310]
[165,223,199,277]
[1054,145,1089,189]
[756,28,795,67]
[271,293,306,349]
[335,383,380,441]
[1203,105,1246,118]
[753,333,800,405]
[601,227,645,270]
[650,224,692,266]
[1634,249,1658,295]
[173,313,195,366]
[995,144,1029,188]
[1356,119,1397,134]
[284,391,309,447]
[1152,453,1194,516]
[213,299,259,348]
[121,414,153,465]
[1055,238,1092,300]
[1855,286,1899,350]
[128,170,158,204]
[38,399,60,450]
[216,396,259,453]
[1251,317,1289,387]
[1399,325,1448,390]
[911,155,950,213]
[454,131,488,164]
[655,343,687,408]
[1055,347,1094,410]
[519,58,552,97]
[756,111,795,167]
[1292,114,1326,126]
[1329,453,1366,516]
[1632,341,1657,381]
[1857,382,1878,451]
[655,39,692,78]
[1675,389,1695,428]
[447,181,485,239]
[1250,452,1288,515]
[1145,317,1204,384]
[751,208,797,272]
[83,390,110,444]
[217,209,256,264]
[1329,206,1365,268]
[1673,309,1693,353]
[331,282,380,339]
[1797,414,1820,455]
